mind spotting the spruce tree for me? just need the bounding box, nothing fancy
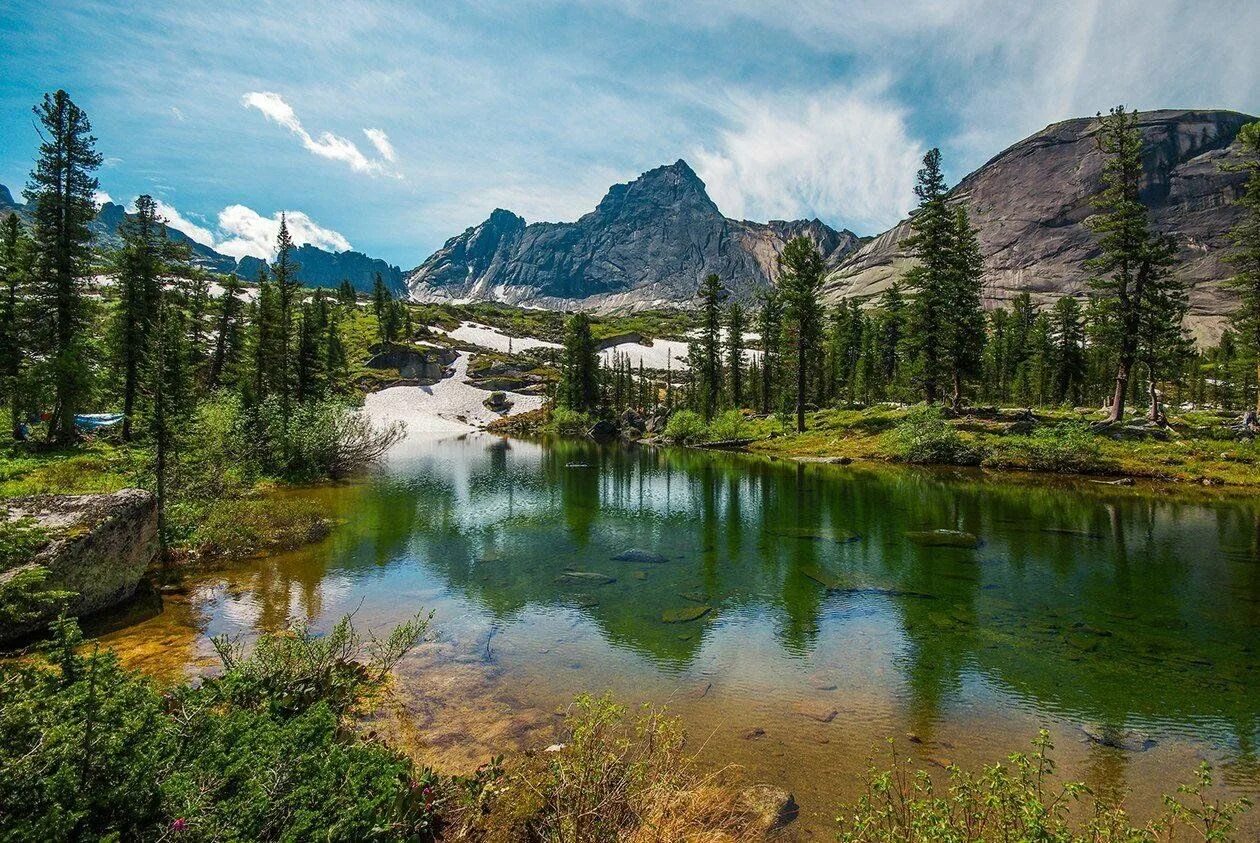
[1050,296,1086,406]
[0,214,32,438]
[209,274,245,390]
[1133,233,1190,422]
[756,289,782,414]
[271,214,300,421]
[777,236,826,432]
[874,283,905,398]
[697,273,724,419]
[901,148,953,404]
[338,278,356,305]
[24,90,103,441]
[943,205,987,410]
[1225,121,1260,412]
[726,301,746,408]
[559,312,599,412]
[111,195,165,441]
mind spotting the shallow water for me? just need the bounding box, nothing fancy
[100,432,1260,836]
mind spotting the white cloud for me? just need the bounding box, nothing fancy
[150,199,216,245]
[692,83,923,233]
[242,91,396,176]
[213,205,352,261]
[92,190,113,208]
[363,128,396,163]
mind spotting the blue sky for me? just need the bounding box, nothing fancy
[2,1,1257,268]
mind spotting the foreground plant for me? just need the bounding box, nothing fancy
[836,731,1251,842]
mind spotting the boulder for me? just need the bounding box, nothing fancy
[2,489,157,643]
[620,409,646,433]
[587,419,619,439]
[364,344,457,381]
[483,391,512,413]
[738,784,799,834]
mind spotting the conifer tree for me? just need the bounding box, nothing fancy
[559,312,599,412]
[901,148,953,404]
[251,266,279,403]
[0,214,33,438]
[1087,106,1183,424]
[271,214,300,421]
[943,205,987,410]
[144,287,193,554]
[756,289,782,414]
[697,273,724,419]
[874,283,905,398]
[111,195,165,441]
[1050,296,1086,405]
[726,301,746,408]
[338,278,356,305]
[209,274,245,390]
[24,90,102,441]
[1225,121,1260,412]
[778,236,826,432]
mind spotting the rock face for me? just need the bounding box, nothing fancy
[364,344,457,382]
[825,109,1258,343]
[236,245,407,295]
[2,489,157,642]
[407,160,860,312]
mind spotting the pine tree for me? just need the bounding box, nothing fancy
[943,205,987,410]
[24,90,103,441]
[697,273,724,419]
[271,214,300,421]
[901,148,953,404]
[874,283,905,399]
[1133,233,1190,422]
[0,214,33,438]
[144,288,193,555]
[338,278,357,305]
[559,312,599,412]
[1087,106,1182,424]
[1050,296,1086,406]
[756,289,782,414]
[726,301,746,408]
[1225,121,1260,413]
[209,274,245,390]
[251,266,280,403]
[778,236,826,432]
[111,195,165,441]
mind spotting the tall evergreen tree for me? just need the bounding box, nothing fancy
[111,195,165,441]
[1224,121,1260,412]
[1133,233,1190,422]
[24,90,103,441]
[144,287,193,555]
[901,148,953,404]
[271,214,300,422]
[208,274,245,390]
[696,273,724,419]
[0,214,32,438]
[778,236,826,432]
[726,301,746,408]
[943,205,987,410]
[559,312,599,412]
[1050,296,1087,405]
[874,283,905,398]
[756,289,782,414]
[337,278,357,305]
[1086,106,1181,424]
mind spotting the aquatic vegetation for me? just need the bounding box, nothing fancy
[836,731,1251,842]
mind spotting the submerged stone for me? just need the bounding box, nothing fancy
[905,529,980,548]
[662,605,711,623]
[773,526,860,544]
[556,571,615,585]
[613,548,668,564]
[1081,724,1155,752]
[800,565,845,590]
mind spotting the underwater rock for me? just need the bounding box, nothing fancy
[555,571,615,585]
[792,701,838,722]
[738,784,799,833]
[800,565,845,590]
[905,529,980,548]
[662,605,711,623]
[1081,724,1155,752]
[613,548,668,564]
[773,526,860,544]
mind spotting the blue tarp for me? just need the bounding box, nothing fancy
[75,413,124,430]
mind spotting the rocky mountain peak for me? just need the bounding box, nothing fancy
[593,158,719,219]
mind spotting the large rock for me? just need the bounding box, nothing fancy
[2,489,157,642]
[407,160,860,312]
[825,109,1258,344]
[364,344,457,381]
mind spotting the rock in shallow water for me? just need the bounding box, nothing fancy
[738,783,799,833]
[661,605,711,623]
[612,548,668,564]
[905,529,980,548]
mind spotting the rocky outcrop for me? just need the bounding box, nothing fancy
[1,489,157,642]
[407,160,861,312]
[824,109,1258,343]
[236,245,407,295]
[364,343,458,382]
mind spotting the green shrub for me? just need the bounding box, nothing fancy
[662,410,707,442]
[705,409,747,442]
[884,406,981,465]
[547,407,595,436]
[837,731,1250,842]
[0,513,70,631]
[0,614,439,840]
[990,422,1105,473]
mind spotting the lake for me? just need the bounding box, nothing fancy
[100,431,1260,836]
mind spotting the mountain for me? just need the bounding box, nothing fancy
[824,109,1258,342]
[236,246,405,294]
[0,185,404,294]
[406,160,861,311]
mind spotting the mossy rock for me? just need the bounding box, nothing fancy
[662,605,711,623]
[905,529,980,548]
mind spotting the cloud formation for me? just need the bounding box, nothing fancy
[213,205,352,261]
[692,84,923,232]
[242,91,397,176]
[150,198,216,245]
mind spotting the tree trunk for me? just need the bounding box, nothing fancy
[1148,376,1163,424]
[1255,360,1260,415]
[1107,358,1131,424]
[796,344,806,433]
[950,370,963,413]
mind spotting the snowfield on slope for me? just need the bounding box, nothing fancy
[435,321,561,353]
[363,352,544,432]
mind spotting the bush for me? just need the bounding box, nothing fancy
[990,422,1105,473]
[0,513,70,631]
[837,731,1251,842]
[663,410,707,442]
[548,407,595,436]
[705,410,747,442]
[253,397,407,481]
[883,406,981,465]
[0,614,438,841]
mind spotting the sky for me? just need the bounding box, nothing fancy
[1,1,1257,269]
